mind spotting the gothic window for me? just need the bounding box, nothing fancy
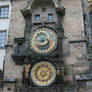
[14,38,24,55]
[0,6,9,18]
[48,14,54,21]
[35,14,40,22]
[0,31,6,48]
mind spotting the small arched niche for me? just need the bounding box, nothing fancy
[30,0,56,9]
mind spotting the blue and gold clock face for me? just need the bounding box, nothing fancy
[30,62,56,86]
[30,27,57,54]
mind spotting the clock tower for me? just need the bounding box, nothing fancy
[18,0,65,91]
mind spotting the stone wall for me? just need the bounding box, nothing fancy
[3,0,26,92]
[4,0,26,78]
[3,0,90,92]
[61,0,88,83]
[7,0,26,45]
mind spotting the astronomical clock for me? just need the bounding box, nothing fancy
[30,27,57,54]
[23,25,64,87]
[13,0,65,91]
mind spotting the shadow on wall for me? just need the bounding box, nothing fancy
[0,70,3,88]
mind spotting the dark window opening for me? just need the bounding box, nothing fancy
[35,14,40,22]
[0,6,9,18]
[14,38,24,56]
[7,88,11,91]
[18,43,24,55]
[48,14,54,21]
[57,0,61,3]
[0,31,6,48]
[42,8,46,12]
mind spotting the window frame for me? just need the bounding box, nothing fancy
[0,6,9,19]
[35,14,40,22]
[48,13,54,21]
[0,31,7,48]
[14,38,24,55]
[17,42,24,56]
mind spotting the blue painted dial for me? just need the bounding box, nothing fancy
[30,27,57,54]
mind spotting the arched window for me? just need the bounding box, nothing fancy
[89,10,92,40]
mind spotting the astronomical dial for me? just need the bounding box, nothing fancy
[30,62,56,86]
[30,27,57,54]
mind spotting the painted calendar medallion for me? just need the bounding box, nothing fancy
[30,62,56,86]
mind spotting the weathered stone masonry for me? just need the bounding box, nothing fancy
[2,0,92,92]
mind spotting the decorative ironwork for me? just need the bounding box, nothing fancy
[12,38,25,65]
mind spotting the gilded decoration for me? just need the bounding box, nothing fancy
[25,65,31,79]
[30,27,57,54]
[30,62,56,86]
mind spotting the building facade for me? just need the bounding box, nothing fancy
[0,0,11,70]
[0,0,11,92]
[2,0,92,92]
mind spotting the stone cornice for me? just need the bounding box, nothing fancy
[21,0,65,18]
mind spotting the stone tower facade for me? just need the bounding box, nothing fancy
[2,0,92,92]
